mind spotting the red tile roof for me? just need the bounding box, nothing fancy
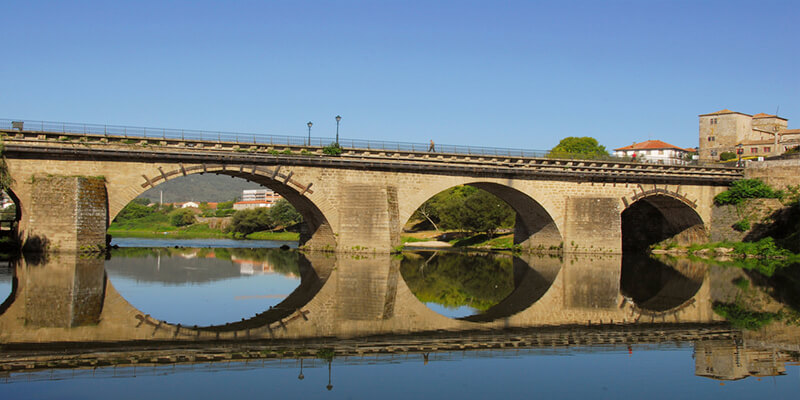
[698,109,752,117]
[614,140,690,151]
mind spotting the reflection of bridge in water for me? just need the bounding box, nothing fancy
[0,252,724,343]
[1,251,799,381]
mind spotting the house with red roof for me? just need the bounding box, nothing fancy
[613,140,695,165]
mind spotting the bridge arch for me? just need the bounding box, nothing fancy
[621,192,706,251]
[402,181,562,251]
[116,164,336,249]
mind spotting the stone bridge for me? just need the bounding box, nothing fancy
[0,252,729,345]
[0,127,742,253]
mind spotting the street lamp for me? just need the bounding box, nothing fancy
[335,115,341,145]
[736,143,744,167]
[307,121,313,146]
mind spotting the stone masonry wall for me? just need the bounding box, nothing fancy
[745,158,800,190]
[26,176,107,252]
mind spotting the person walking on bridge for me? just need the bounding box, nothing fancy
[428,139,435,152]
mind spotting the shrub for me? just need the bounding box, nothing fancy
[714,179,783,205]
[322,143,342,156]
[713,302,778,330]
[169,208,196,227]
[732,219,751,232]
[719,151,737,161]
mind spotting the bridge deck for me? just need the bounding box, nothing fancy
[2,128,742,185]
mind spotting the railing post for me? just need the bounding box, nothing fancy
[163,128,166,139]
[181,130,184,140]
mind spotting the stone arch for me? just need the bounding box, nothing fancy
[401,181,562,251]
[621,191,706,251]
[117,163,336,250]
[0,187,22,238]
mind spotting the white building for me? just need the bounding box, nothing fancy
[614,140,695,165]
[242,189,281,203]
[234,189,282,210]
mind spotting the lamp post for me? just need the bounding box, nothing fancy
[736,143,744,167]
[306,121,312,146]
[335,115,341,145]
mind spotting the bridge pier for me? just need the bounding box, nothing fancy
[22,175,108,253]
[563,197,622,253]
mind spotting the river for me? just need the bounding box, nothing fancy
[1,239,798,399]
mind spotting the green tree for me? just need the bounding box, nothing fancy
[217,200,235,210]
[413,186,514,237]
[169,208,196,227]
[269,199,302,228]
[229,207,273,235]
[548,137,609,159]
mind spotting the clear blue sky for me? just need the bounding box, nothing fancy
[2,0,798,151]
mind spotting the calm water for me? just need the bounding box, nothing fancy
[1,241,798,399]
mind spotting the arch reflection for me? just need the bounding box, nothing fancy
[399,251,560,321]
[105,247,328,328]
[620,253,705,312]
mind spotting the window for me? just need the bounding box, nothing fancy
[764,147,771,153]
[751,148,758,154]
[708,136,716,142]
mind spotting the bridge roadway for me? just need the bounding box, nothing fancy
[1,127,743,253]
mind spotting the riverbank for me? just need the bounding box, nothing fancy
[109,225,299,241]
[401,231,519,251]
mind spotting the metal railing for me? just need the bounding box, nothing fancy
[0,118,551,158]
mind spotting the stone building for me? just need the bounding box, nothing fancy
[613,140,694,165]
[698,109,800,161]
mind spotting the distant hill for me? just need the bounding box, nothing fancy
[138,174,266,203]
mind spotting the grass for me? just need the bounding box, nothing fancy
[245,231,299,241]
[401,236,432,244]
[451,233,514,249]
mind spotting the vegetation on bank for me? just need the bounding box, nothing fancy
[110,197,301,241]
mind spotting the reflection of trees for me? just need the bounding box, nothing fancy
[400,252,514,311]
[107,247,301,283]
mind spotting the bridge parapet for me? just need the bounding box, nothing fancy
[2,128,742,185]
